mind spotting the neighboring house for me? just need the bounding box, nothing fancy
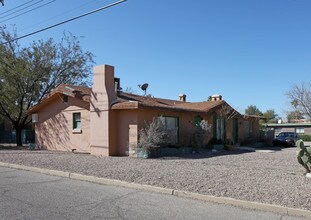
[0,119,13,143]
[265,123,311,137]
[0,118,34,144]
[28,64,260,156]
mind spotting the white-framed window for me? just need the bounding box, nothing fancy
[296,127,305,134]
[73,112,81,133]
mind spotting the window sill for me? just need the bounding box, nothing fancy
[72,129,82,134]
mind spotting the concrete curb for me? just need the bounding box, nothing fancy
[0,162,70,178]
[69,172,174,195]
[1,162,311,219]
[172,190,291,215]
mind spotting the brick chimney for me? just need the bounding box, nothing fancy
[179,94,187,102]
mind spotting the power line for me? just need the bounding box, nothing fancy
[0,0,56,23]
[0,0,35,16]
[0,0,127,45]
[20,0,99,33]
[0,0,44,20]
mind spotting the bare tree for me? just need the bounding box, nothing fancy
[286,82,311,118]
[286,110,304,122]
[0,26,94,146]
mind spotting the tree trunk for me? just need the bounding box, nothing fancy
[15,126,23,147]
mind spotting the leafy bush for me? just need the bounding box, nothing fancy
[300,134,311,142]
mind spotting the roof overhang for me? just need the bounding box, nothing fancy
[27,93,61,115]
[265,123,311,127]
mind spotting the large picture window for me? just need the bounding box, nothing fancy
[157,116,179,144]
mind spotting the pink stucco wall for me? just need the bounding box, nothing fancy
[35,96,90,153]
[110,108,215,156]
[112,110,138,156]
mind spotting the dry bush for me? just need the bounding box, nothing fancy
[138,117,176,152]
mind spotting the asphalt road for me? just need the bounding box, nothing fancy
[0,166,306,220]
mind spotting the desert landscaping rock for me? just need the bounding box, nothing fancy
[0,147,311,211]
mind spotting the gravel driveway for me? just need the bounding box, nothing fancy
[0,146,311,211]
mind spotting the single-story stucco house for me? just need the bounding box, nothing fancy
[0,119,34,144]
[28,64,261,156]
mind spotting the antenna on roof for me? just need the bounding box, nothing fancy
[138,83,148,96]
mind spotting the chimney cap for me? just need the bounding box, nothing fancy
[210,94,222,101]
[211,94,221,97]
[179,94,187,102]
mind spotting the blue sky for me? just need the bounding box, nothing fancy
[1,0,311,117]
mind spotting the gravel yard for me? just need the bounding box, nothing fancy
[1,146,311,211]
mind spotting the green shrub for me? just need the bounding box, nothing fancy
[300,134,311,142]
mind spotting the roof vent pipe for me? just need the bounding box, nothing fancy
[114,78,121,96]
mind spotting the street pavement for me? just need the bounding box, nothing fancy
[0,166,307,220]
